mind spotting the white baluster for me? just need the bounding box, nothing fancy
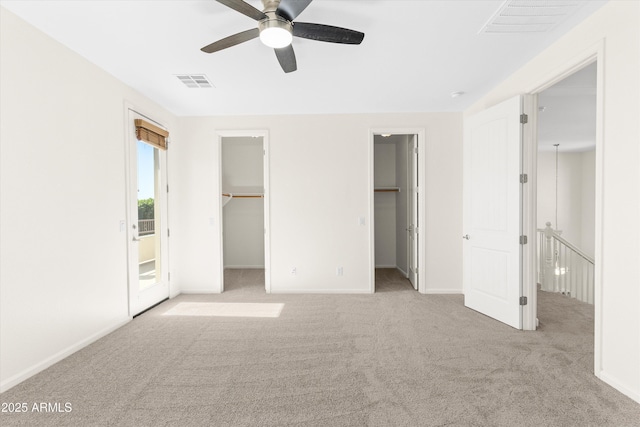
[543,222,555,292]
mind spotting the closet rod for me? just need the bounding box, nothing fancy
[374,188,400,192]
[222,193,263,198]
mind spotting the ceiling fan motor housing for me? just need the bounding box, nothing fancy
[261,0,281,14]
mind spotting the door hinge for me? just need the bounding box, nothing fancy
[520,235,527,245]
[415,226,419,234]
[520,114,528,124]
[168,272,171,281]
[520,296,528,306]
[167,229,170,237]
[167,184,169,193]
[413,147,418,154]
[520,174,528,184]
[415,267,419,275]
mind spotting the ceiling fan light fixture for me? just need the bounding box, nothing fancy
[259,17,293,48]
[260,27,292,48]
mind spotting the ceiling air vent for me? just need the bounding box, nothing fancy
[479,0,584,34]
[176,74,213,88]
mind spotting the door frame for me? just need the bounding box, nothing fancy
[369,128,426,294]
[524,42,604,369]
[215,130,271,293]
[408,134,419,289]
[124,107,170,317]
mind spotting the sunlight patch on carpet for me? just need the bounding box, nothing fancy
[163,302,284,318]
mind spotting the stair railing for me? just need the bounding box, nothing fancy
[537,222,595,304]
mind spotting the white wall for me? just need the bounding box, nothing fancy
[537,150,595,258]
[0,8,178,391]
[171,113,462,294]
[167,119,218,293]
[580,150,595,258]
[465,1,640,402]
[222,137,265,268]
[138,234,156,263]
[374,139,397,267]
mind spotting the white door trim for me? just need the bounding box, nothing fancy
[369,128,426,294]
[215,130,271,293]
[520,95,536,331]
[524,41,604,370]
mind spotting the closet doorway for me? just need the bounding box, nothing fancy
[217,131,270,293]
[373,133,419,292]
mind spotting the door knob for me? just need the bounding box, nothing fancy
[132,236,141,242]
[462,234,470,240]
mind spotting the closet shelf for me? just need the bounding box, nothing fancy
[374,187,400,193]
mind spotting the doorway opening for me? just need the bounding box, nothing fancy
[373,133,419,292]
[218,132,270,293]
[535,62,597,330]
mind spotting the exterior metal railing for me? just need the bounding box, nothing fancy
[138,219,155,236]
[537,222,594,304]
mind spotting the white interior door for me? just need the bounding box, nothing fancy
[408,135,418,290]
[127,110,169,316]
[463,96,523,329]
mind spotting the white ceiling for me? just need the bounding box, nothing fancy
[1,0,607,117]
[538,62,596,152]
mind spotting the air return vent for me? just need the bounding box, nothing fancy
[479,0,584,34]
[175,74,213,88]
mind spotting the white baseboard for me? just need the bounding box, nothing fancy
[375,266,409,278]
[0,317,130,393]
[396,267,409,277]
[179,289,221,294]
[270,288,372,294]
[424,289,464,295]
[596,370,640,403]
[224,265,265,270]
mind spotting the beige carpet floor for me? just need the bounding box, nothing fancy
[1,268,639,426]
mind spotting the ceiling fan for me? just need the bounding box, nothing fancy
[201,0,365,73]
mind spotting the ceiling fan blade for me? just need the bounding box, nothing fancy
[216,0,267,21]
[276,0,313,21]
[201,28,260,53]
[274,45,297,73]
[293,22,364,44]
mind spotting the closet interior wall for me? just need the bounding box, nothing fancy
[221,137,265,269]
[374,135,410,275]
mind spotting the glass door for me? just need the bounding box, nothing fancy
[127,110,169,316]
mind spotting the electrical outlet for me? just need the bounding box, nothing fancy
[337,267,343,276]
[290,267,297,276]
